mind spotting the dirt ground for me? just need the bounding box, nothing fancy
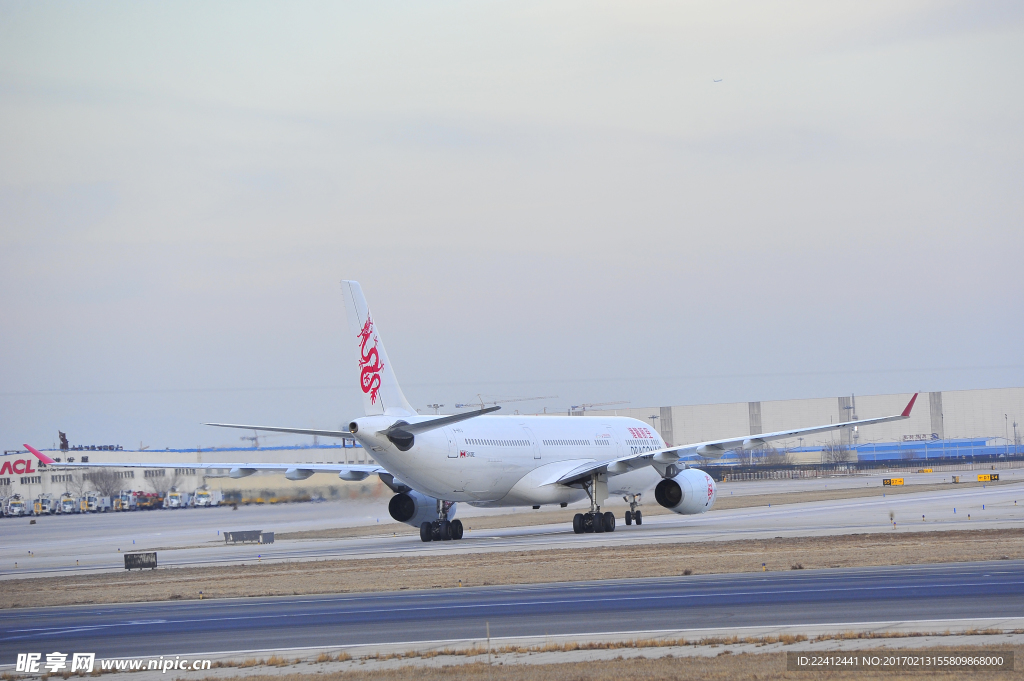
[201,646,1021,681]
[3,528,1021,609]
[276,478,1008,540]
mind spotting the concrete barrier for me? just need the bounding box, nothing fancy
[224,530,263,544]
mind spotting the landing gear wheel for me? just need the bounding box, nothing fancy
[624,511,633,526]
[603,511,615,532]
[593,512,605,533]
[634,510,642,526]
[450,519,464,540]
[420,522,433,542]
[438,520,452,541]
[572,513,584,534]
[583,512,595,533]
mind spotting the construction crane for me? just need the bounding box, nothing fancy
[455,395,557,409]
[568,401,630,415]
[240,431,277,448]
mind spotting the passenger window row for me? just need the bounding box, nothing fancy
[466,438,530,447]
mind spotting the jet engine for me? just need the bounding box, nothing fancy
[654,468,717,515]
[387,490,456,527]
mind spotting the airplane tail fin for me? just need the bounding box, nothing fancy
[341,281,417,417]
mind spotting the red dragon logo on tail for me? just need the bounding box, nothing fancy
[357,316,385,405]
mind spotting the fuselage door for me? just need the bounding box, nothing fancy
[445,427,458,458]
[522,426,541,459]
[600,424,622,458]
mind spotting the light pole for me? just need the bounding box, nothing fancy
[1006,414,1010,457]
[426,403,444,415]
[648,415,659,432]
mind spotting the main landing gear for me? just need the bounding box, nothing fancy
[572,510,615,534]
[572,472,616,535]
[419,499,464,542]
[623,493,643,526]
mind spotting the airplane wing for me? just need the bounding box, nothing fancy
[554,393,919,486]
[23,445,383,481]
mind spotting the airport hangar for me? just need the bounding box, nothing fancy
[2,386,1021,503]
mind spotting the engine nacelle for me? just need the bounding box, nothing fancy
[387,490,456,528]
[654,468,717,515]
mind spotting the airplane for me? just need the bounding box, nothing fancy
[25,281,919,542]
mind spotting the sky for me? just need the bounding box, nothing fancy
[1,1,1022,450]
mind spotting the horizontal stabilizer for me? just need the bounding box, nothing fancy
[381,406,501,436]
[205,423,353,438]
[22,444,382,479]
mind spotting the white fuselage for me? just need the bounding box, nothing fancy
[353,414,672,506]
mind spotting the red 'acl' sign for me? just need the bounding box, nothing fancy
[0,459,36,475]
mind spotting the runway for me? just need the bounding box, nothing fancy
[2,477,1021,577]
[2,561,1022,660]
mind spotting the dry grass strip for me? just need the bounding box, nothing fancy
[202,644,1024,680]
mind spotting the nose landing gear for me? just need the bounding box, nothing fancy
[419,499,465,542]
[623,493,643,526]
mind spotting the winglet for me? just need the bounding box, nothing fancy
[901,393,919,418]
[23,444,56,465]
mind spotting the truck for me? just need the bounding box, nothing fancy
[33,494,57,515]
[86,494,112,513]
[136,492,163,510]
[113,491,138,511]
[165,490,191,509]
[192,488,222,507]
[4,495,28,517]
[58,494,79,514]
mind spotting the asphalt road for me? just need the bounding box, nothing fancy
[2,561,1022,660]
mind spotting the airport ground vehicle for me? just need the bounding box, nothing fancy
[33,494,57,515]
[165,490,190,508]
[58,494,79,514]
[136,492,163,509]
[4,494,28,517]
[86,494,112,512]
[193,488,222,507]
[113,491,138,511]
[25,282,919,541]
